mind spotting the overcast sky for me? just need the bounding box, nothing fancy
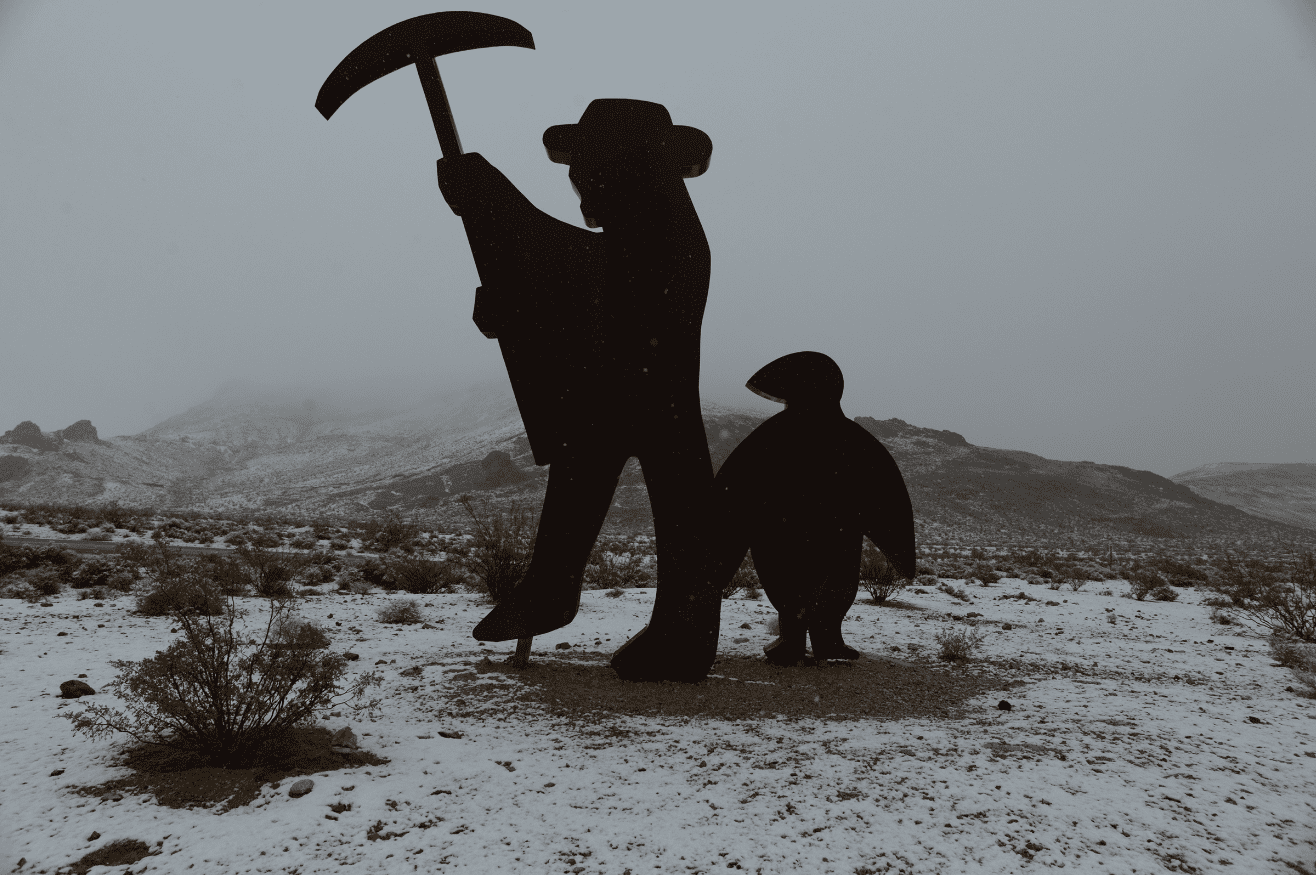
[3,1,1314,477]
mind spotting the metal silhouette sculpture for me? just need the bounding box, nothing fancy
[438,98,719,683]
[708,352,917,665]
[318,19,720,682]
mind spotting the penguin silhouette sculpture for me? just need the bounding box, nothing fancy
[709,352,917,665]
[436,99,719,682]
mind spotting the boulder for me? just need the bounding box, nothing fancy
[330,726,358,755]
[288,778,314,798]
[60,680,96,698]
[3,421,57,451]
[56,420,100,443]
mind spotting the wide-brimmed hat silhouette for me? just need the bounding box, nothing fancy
[543,98,712,178]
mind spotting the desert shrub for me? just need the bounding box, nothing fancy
[335,567,372,594]
[1068,578,1087,592]
[272,616,331,649]
[605,587,625,598]
[1149,584,1179,602]
[135,563,226,618]
[915,573,938,587]
[1205,551,1316,641]
[361,514,420,553]
[458,496,535,603]
[329,538,350,551]
[66,555,118,590]
[1269,635,1316,698]
[585,546,653,591]
[1210,606,1234,625]
[379,552,465,594]
[377,598,424,625]
[235,544,313,598]
[721,553,760,599]
[65,595,380,768]
[1047,579,1065,591]
[938,581,971,603]
[27,566,65,599]
[935,623,986,661]
[861,543,907,604]
[970,562,1002,584]
[1127,567,1166,601]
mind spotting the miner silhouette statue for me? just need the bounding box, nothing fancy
[315,11,720,682]
[708,352,917,665]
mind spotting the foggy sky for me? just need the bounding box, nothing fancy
[2,1,1314,478]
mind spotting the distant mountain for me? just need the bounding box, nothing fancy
[1170,462,1316,533]
[2,385,1313,551]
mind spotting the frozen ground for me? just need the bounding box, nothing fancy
[2,580,1313,874]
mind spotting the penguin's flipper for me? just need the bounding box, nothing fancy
[856,430,917,581]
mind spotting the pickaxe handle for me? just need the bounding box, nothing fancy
[415,57,464,159]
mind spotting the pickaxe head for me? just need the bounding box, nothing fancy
[316,11,533,157]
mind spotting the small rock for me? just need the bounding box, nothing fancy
[399,665,423,677]
[93,602,103,607]
[555,642,572,650]
[1045,601,1061,607]
[1247,716,1264,724]
[997,700,1013,711]
[87,831,100,841]
[77,673,88,678]
[60,680,96,698]
[375,659,388,665]
[966,612,982,618]
[51,768,65,776]
[732,637,749,644]
[57,631,68,637]
[421,623,437,629]
[41,602,53,607]
[288,779,314,798]
[343,652,359,661]
[438,730,463,739]
[331,727,359,750]
[739,622,752,630]
[1001,623,1012,631]
[890,645,902,652]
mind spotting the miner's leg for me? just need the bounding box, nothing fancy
[611,417,717,682]
[473,448,625,641]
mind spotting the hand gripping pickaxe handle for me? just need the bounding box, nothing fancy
[315,11,534,158]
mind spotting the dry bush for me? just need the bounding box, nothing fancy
[721,553,759,599]
[457,496,535,603]
[585,545,653,591]
[938,581,971,603]
[65,596,379,768]
[135,562,226,618]
[1207,551,1316,641]
[1270,635,1316,698]
[382,552,466,594]
[376,598,424,625]
[335,568,372,595]
[861,543,907,604]
[935,622,986,661]
[1128,567,1167,601]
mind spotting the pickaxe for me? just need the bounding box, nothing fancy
[316,10,534,159]
[317,11,537,668]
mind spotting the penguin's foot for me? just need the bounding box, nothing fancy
[472,593,579,642]
[611,624,713,683]
[811,642,862,661]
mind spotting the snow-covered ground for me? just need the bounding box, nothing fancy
[3,581,1313,874]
